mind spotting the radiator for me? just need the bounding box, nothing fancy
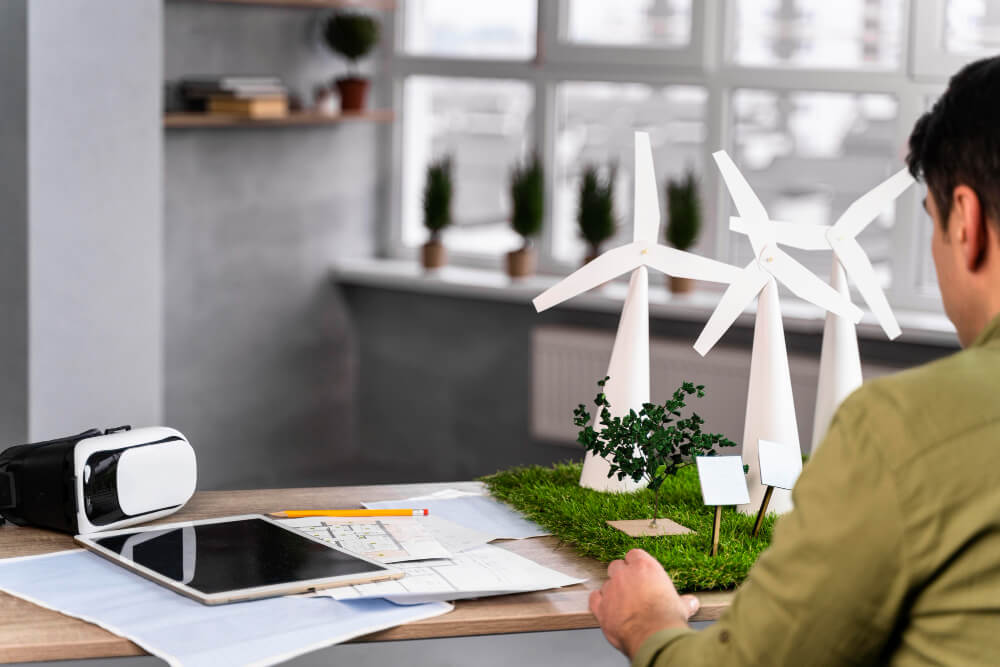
[531,325,895,454]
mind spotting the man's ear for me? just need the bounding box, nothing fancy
[952,185,987,270]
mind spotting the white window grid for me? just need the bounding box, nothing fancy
[377,0,987,314]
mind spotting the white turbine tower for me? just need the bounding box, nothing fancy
[533,133,744,492]
[694,151,864,515]
[730,168,915,455]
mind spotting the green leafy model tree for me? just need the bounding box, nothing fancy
[577,164,616,258]
[423,156,453,241]
[510,153,544,248]
[665,168,701,251]
[323,13,380,75]
[574,377,738,523]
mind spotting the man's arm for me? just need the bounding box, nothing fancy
[595,394,911,666]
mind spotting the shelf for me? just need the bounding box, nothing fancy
[167,0,395,9]
[163,109,394,128]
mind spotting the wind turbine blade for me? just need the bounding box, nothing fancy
[766,248,864,323]
[693,264,769,356]
[730,217,830,251]
[833,238,902,339]
[633,132,660,243]
[830,168,916,239]
[713,151,772,254]
[643,245,744,284]
[532,244,643,312]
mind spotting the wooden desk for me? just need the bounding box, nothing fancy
[0,482,734,663]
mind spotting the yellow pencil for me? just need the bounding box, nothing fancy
[268,509,429,518]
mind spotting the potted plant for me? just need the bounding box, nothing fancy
[577,164,617,265]
[665,168,702,293]
[506,153,544,279]
[574,377,737,534]
[322,12,380,112]
[422,156,452,270]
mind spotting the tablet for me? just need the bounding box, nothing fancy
[74,514,402,605]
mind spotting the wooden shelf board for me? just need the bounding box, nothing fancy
[163,109,393,128]
[167,0,395,10]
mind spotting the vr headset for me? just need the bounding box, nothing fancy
[0,426,196,535]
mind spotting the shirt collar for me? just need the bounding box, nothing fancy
[971,312,1000,348]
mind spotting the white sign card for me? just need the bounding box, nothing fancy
[695,456,750,506]
[757,439,803,491]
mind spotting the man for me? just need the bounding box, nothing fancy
[590,54,1000,666]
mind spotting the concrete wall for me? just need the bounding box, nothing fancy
[0,0,163,444]
[341,284,955,485]
[163,3,382,489]
[0,2,29,447]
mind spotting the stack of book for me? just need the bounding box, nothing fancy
[178,77,289,119]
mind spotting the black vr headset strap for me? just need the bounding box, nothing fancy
[0,428,103,519]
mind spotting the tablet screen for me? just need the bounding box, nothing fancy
[92,517,388,595]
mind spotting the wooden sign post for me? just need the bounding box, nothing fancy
[753,439,803,537]
[696,456,750,557]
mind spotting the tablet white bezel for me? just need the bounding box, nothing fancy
[74,513,403,605]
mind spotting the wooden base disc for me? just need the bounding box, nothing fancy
[606,519,693,537]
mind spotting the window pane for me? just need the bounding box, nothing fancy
[564,0,692,48]
[401,77,533,255]
[729,0,905,70]
[945,0,1000,55]
[728,90,901,287]
[403,0,536,60]
[553,83,708,264]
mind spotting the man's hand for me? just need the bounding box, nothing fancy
[589,549,700,659]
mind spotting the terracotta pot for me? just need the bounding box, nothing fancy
[669,276,695,294]
[335,77,369,112]
[506,246,536,279]
[422,240,446,270]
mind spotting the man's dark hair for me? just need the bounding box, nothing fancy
[907,55,1000,229]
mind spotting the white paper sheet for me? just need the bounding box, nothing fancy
[363,491,548,540]
[280,516,452,563]
[0,550,452,667]
[314,544,584,604]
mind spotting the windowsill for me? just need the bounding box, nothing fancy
[333,257,959,348]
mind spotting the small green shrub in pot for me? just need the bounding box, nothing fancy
[421,156,453,270]
[322,12,380,111]
[506,153,544,278]
[577,164,616,264]
[665,168,702,293]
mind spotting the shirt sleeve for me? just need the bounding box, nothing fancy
[632,393,910,667]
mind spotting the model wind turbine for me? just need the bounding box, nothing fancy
[694,151,864,515]
[533,133,744,492]
[729,168,915,455]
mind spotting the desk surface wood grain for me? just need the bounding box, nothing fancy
[0,482,734,663]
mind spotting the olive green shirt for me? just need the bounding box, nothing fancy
[634,314,1000,667]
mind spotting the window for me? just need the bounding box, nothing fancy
[386,2,961,312]
[728,90,900,284]
[728,0,906,70]
[553,82,706,263]
[402,0,537,60]
[563,0,692,49]
[400,77,533,255]
[945,0,1000,55]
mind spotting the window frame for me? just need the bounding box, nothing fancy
[380,0,955,313]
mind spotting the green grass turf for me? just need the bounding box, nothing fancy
[481,462,774,592]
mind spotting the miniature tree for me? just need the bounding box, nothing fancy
[510,153,544,248]
[323,13,380,77]
[577,164,616,260]
[423,156,453,242]
[574,377,737,526]
[665,168,701,251]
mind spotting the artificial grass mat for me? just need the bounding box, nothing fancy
[481,462,774,592]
